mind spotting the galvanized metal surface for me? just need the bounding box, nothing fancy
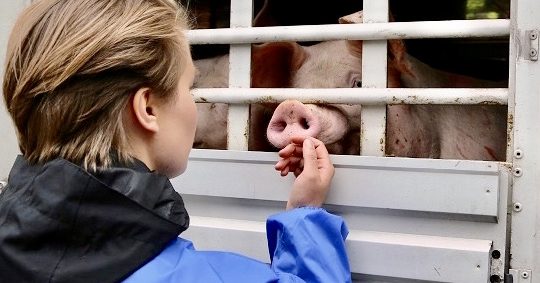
[193,87,509,105]
[508,0,540,279]
[174,149,510,282]
[187,19,510,45]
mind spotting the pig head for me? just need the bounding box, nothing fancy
[258,40,369,154]
[192,42,308,151]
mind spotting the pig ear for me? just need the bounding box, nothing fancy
[338,11,364,57]
[338,11,363,24]
[251,42,307,87]
[339,10,412,80]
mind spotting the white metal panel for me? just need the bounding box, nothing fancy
[176,150,500,220]
[0,0,31,180]
[346,231,492,282]
[508,0,540,279]
[187,19,510,44]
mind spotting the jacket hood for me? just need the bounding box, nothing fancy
[0,155,189,283]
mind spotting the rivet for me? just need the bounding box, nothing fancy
[522,271,530,279]
[530,32,538,40]
[530,48,538,57]
[514,202,523,212]
[513,167,523,177]
[514,149,523,159]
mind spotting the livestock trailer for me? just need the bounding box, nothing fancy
[1,0,539,282]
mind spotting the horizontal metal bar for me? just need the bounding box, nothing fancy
[187,19,510,44]
[193,88,509,105]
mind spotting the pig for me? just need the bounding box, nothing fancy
[193,12,507,161]
[192,40,365,155]
[261,11,507,161]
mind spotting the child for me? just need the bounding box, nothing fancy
[0,0,351,282]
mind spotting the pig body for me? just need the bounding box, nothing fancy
[193,56,229,149]
[385,54,507,160]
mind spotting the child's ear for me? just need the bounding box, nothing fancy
[131,87,159,133]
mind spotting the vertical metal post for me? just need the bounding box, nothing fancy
[360,0,388,156]
[227,0,252,150]
[509,0,540,279]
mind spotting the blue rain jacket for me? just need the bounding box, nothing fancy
[124,207,351,283]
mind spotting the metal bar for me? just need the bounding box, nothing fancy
[359,0,388,157]
[187,19,510,45]
[193,88,509,105]
[226,0,252,150]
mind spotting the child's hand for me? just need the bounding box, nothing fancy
[274,136,335,210]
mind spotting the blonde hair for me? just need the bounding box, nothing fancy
[3,0,191,170]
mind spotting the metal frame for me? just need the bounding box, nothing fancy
[180,1,520,282]
[507,0,540,281]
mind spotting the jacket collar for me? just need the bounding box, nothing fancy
[9,155,189,232]
[2,155,189,282]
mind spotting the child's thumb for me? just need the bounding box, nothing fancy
[302,138,317,172]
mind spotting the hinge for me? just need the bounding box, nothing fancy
[508,269,532,283]
[525,30,539,61]
[491,252,504,282]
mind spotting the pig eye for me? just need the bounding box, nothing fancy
[352,79,362,88]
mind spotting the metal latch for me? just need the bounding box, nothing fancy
[526,30,538,61]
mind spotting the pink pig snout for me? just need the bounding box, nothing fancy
[266,100,321,149]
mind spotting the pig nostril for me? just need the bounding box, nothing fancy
[300,118,310,130]
[272,121,286,132]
